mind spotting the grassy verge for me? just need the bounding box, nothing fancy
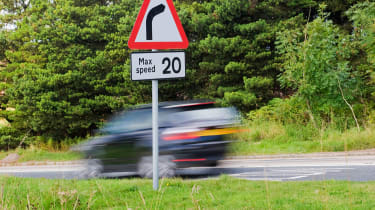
[0,147,82,162]
[230,121,375,155]
[0,175,374,209]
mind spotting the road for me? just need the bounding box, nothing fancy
[1,155,375,181]
[218,155,375,181]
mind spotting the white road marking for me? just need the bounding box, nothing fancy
[0,165,84,173]
[229,167,355,181]
[285,172,324,180]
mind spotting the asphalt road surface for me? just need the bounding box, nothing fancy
[1,155,375,181]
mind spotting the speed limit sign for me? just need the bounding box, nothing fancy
[131,51,185,81]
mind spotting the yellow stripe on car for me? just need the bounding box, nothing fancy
[194,128,241,136]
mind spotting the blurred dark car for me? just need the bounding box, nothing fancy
[74,101,240,178]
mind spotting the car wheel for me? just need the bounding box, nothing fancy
[137,155,176,178]
[80,159,103,179]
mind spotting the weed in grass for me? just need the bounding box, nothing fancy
[191,184,202,210]
[58,189,78,209]
[27,194,31,210]
[86,190,97,209]
[94,179,111,208]
[155,188,166,210]
[73,193,80,210]
[138,190,146,207]
[208,192,215,202]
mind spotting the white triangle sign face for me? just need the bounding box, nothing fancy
[128,0,189,49]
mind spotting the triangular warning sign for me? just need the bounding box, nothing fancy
[128,0,189,50]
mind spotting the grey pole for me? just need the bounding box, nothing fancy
[152,78,159,190]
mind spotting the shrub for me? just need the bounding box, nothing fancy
[0,127,22,150]
[248,97,309,125]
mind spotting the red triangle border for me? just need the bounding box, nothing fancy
[128,0,189,50]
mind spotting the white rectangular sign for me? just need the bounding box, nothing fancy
[131,51,185,81]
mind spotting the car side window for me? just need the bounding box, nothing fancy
[100,108,174,134]
[101,109,152,133]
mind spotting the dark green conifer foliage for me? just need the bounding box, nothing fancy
[0,0,374,142]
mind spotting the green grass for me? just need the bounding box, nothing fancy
[0,175,374,209]
[230,121,375,155]
[0,147,82,163]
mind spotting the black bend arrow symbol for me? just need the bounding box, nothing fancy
[146,4,165,40]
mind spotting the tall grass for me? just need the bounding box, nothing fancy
[230,120,375,155]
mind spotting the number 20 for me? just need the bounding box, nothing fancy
[162,57,181,74]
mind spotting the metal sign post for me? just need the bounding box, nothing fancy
[152,79,159,190]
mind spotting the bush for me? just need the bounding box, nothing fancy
[248,96,369,131]
[248,97,310,125]
[0,127,23,150]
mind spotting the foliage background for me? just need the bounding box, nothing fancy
[0,0,374,148]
